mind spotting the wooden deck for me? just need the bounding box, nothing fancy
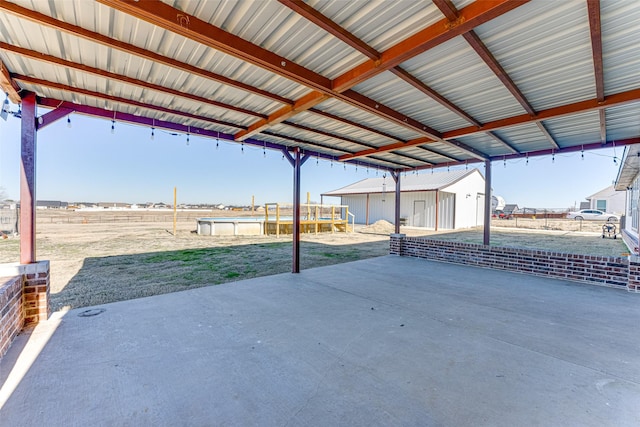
[264,203,353,236]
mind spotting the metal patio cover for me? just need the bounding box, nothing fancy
[1,0,639,172]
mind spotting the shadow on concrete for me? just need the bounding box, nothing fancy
[1,255,639,425]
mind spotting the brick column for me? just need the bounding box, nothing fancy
[0,260,50,326]
[390,233,405,255]
[627,255,640,292]
[22,261,50,324]
[0,276,23,357]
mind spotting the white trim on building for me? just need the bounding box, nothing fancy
[322,168,486,230]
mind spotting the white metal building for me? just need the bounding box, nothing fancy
[323,169,485,230]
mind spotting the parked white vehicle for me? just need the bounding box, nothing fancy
[566,209,619,222]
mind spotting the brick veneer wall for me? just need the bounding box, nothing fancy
[0,261,50,358]
[390,234,635,290]
[0,276,22,358]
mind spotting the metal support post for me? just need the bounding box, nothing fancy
[391,171,401,234]
[20,92,37,264]
[484,159,492,245]
[283,147,310,273]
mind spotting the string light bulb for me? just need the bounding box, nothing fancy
[67,116,71,128]
[151,127,155,141]
[241,142,244,154]
[111,120,115,134]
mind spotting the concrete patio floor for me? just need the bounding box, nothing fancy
[1,255,639,426]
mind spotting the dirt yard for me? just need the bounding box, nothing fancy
[0,210,628,311]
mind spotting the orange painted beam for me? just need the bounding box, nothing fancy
[332,0,529,92]
[235,91,329,141]
[0,59,21,103]
[97,0,332,94]
[0,1,292,105]
[341,87,640,160]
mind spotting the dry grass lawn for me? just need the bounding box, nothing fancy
[0,211,628,312]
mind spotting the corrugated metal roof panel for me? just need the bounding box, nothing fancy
[419,141,475,162]
[169,0,365,79]
[18,83,243,135]
[398,146,460,164]
[488,123,552,153]
[605,103,640,141]
[454,133,511,158]
[0,1,307,110]
[352,71,472,133]
[309,0,443,53]
[323,168,480,195]
[543,111,601,148]
[602,0,640,95]
[473,1,595,111]
[287,111,396,147]
[400,36,527,124]
[315,98,424,142]
[269,123,360,154]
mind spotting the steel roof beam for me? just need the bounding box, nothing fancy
[433,1,560,151]
[394,136,640,174]
[332,0,529,92]
[445,88,640,139]
[0,59,21,103]
[234,91,329,140]
[308,108,403,143]
[13,74,245,131]
[339,90,489,160]
[0,1,293,106]
[37,97,394,170]
[97,0,332,93]
[261,130,353,155]
[281,121,379,149]
[414,146,462,162]
[486,132,519,153]
[37,106,76,131]
[390,67,481,127]
[535,123,559,149]
[462,31,536,116]
[389,151,436,165]
[98,0,493,160]
[0,42,267,120]
[368,155,416,169]
[277,0,380,60]
[340,87,640,159]
[587,0,606,144]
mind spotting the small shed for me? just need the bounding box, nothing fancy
[322,168,485,230]
[585,185,625,215]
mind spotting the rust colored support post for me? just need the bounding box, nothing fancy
[20,92,37,264]
[392,171,401,234]
[484,159,492,245]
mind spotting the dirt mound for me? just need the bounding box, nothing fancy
[360,220,395,235]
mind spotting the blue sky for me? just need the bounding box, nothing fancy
[0,111,623,209]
